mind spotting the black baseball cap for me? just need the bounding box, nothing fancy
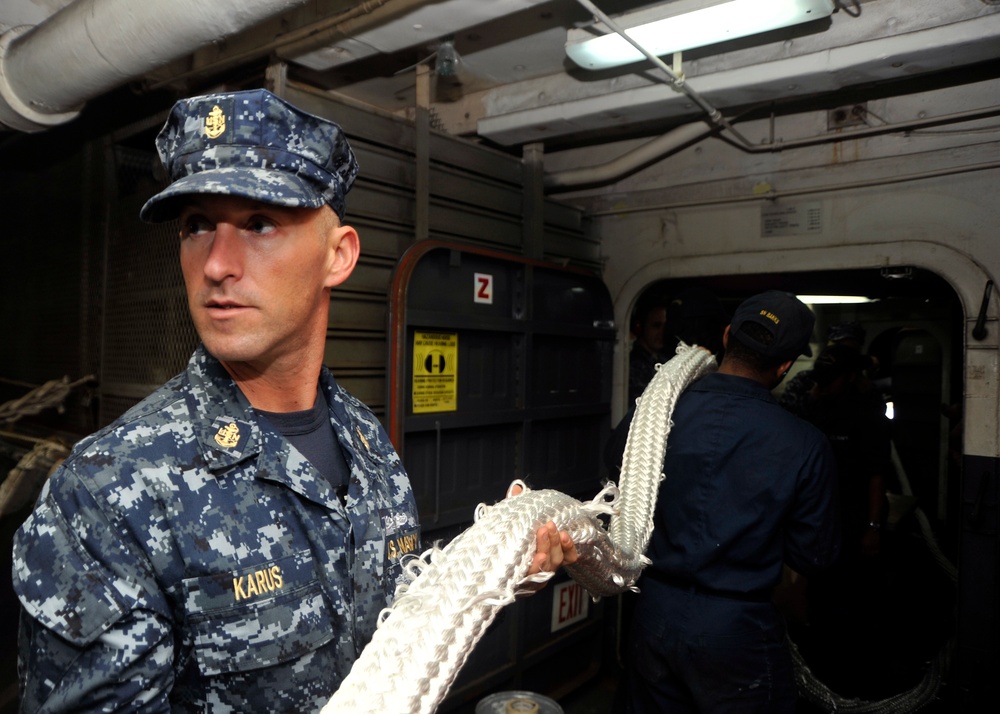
[729,290,815,362]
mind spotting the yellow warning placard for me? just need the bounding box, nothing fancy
[412,331,458,413]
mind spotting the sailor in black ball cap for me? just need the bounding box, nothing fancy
[622,289,840,714]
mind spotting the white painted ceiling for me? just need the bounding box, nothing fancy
[1,0,998,150]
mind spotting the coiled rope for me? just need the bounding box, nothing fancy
[1,374,91,518]
[322,344,718,714]
[791,440,957,712]
[792,636,951,714]
[0,433,69,518]
[0,375,95,425]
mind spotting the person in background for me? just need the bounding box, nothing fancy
[620,290,840,713]
[606,287,727,480]
[778,339,893,696]
[12,89,576,713]
[778,320,875,417]
[779,324,888,558]
[628,293,670,405]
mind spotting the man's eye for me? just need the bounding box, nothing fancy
[246,217,277,235]
[182,217,212,236]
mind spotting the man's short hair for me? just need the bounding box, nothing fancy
[726,321,787,372]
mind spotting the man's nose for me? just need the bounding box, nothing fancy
[203,223,243,282]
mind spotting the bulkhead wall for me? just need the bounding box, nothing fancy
[550,76,1000,461]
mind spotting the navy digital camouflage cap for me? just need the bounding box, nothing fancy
[140,89,358,223]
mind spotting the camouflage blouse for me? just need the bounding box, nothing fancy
[14,346,419,713]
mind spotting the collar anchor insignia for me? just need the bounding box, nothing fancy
[215,421,241,449]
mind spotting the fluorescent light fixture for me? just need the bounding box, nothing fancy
[566,0,835,70]
[797,295,874,305]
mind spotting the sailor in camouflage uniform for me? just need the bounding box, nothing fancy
[11,90,420,713]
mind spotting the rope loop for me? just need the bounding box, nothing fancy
[322,345,718,714]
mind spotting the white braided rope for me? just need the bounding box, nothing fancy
[568,345,716,597]
[322,344,717,714]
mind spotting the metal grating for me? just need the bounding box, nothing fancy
[99,147,198,426]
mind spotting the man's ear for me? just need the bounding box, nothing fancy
[325,223,360,289]
[721,324,731,348]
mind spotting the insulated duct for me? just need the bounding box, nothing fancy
[0,0,311,132]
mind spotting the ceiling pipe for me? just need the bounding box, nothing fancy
[542,0,760,192]
[0,0,311,133]
[543,120,715,192]
[544,104,1000,193]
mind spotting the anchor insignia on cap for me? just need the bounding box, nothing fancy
[205,105,226,139]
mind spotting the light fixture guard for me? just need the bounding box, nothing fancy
[566,0,836,71]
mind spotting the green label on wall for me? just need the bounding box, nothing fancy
[412,331,458,413]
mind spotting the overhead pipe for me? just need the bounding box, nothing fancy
[544,105,1000,193]
[0,0,312,133]
[543,121,715,192]
[543,0,747,193]
[543,104,1000,192]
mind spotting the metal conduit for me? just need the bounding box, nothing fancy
[0,0,312,132]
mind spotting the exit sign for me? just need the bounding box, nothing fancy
[550,580,589,632]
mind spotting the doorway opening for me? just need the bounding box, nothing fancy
[621,266,962,710]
